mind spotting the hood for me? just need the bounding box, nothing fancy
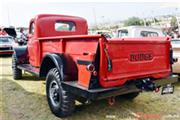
[3,28,17,38]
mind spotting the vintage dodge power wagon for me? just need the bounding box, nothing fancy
[12,14,178,117]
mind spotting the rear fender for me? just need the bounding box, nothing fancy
[13,46,29,64]
[39,54,64,80]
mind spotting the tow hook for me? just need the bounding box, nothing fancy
[108,97,115,106]
[136,78,156,91]
[154,87,160,93]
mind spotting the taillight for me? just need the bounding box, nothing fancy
[93,71,97,76]
[86,64,95,72]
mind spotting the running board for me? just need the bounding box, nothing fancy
[17,64,40,76]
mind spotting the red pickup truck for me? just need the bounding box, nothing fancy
[12,14,177,117]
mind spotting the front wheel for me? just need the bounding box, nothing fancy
[12,54,22,80]
[46,68,75,117]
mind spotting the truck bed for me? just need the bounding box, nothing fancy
[34,35,171,88]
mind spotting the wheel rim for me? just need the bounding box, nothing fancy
[49,80,60,107]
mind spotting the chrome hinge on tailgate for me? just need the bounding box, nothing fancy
[104,48,112,71]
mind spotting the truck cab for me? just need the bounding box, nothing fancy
[12,14,177,117]
[28,14,88,67]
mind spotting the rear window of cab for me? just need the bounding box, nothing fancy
[55,21,76,32]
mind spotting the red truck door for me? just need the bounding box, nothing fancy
[27,22,40,67]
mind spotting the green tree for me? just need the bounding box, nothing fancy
[154,18,160,23]
[170,16,178,30]
[145,20,151,26]
[124,17,143,26]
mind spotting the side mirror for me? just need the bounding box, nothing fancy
[27,34,33,40]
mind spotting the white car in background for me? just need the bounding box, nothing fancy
[171,39,180,74]
[0,36,16,55]
[116,26,165,38]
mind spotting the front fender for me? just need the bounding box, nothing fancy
[13,46,29,64]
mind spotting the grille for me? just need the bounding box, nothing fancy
[0,47,12,51]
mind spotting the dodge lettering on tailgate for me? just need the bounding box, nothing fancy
[130,52,153,62]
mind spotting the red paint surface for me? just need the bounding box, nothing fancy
[99,37,170,87]
[27,14,171,88]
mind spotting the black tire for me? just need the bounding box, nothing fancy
[46,68,75,117]
[122,92,140,100]
[12,54,22,80]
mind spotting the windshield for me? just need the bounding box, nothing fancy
[0,37,13,43]
[118,29,128,37]
[140,31,158,37]
[171,40,180,44]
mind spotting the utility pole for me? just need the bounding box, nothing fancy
[175,8,180,34]
[7,4,11,26]
[151,11,156,25]
[92,7,98,29]
[142,12,146,26]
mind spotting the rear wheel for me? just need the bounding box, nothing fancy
[46,68,75,117]
[12,54,22,80]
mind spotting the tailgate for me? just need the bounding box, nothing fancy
[99,37,171,88]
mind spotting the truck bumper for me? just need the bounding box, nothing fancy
[61,75,178,101]
[153,75,178,87]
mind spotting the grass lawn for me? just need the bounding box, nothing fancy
[1,56,180,120]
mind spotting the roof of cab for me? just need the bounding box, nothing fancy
[30,14,88,38]
[32,14,87,23]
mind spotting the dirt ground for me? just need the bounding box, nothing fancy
[1,56,180,120]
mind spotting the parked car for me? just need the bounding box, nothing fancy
[95,30,113,38]
[0,36,15,54]
[16,32,27,46]
[12,14,177,117]
[3,27,17,38]
[171,39,180,74]
[116,26,165,38]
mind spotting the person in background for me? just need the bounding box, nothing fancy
[15,28,27,45]
[18,28,27,45]
[20,28,27,40]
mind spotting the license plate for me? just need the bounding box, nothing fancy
[161,85,174,95]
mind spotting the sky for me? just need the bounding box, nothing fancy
[0,0,180,27]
